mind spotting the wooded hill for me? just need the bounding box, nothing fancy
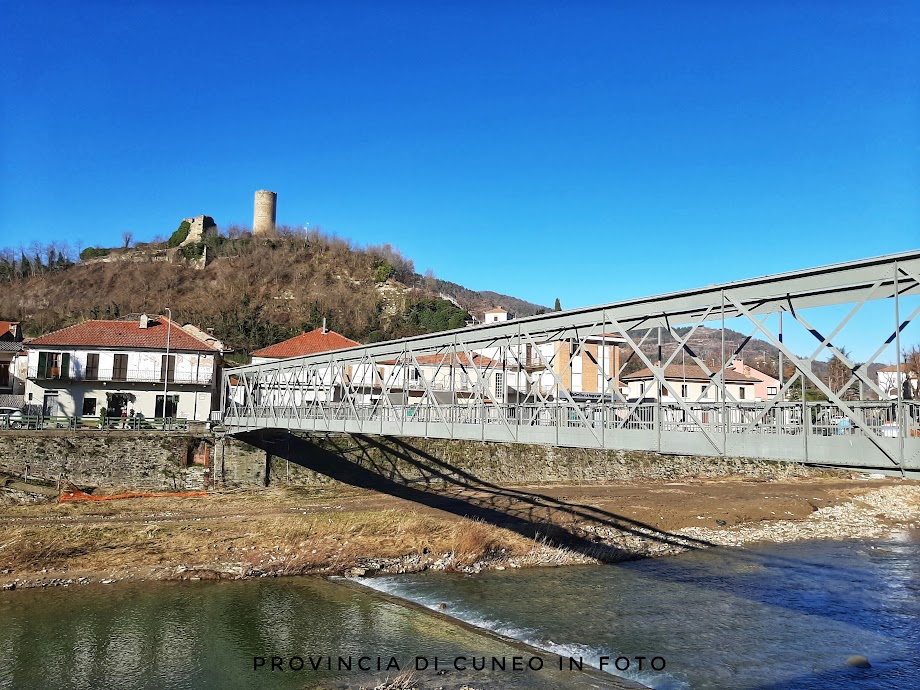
[0,224,879,391]
[0,226,546,359]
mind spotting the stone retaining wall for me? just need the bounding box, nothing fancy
[1,430,837,493]
[0,431,209,491]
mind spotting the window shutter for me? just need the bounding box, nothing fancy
[60,353,70,380]
[37,352,47,379]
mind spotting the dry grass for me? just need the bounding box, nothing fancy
[446,519,505,569]
[0,489,536,582]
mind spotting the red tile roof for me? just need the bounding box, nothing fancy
[28,317,221,352]
[622,363,759,383]
[380,352,509,369]
[0,321,21,340]
[251,329,361,358]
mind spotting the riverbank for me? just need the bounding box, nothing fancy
[2,474,919,591]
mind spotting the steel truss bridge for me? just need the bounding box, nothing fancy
[222,250,920,477]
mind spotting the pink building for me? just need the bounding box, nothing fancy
[728,358,781,401]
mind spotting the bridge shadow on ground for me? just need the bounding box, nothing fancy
[238,429,718,563]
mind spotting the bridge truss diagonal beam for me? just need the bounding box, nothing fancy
[222,250,920,475]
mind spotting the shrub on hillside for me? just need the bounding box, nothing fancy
[167,221,191,248]
[79,247,110,261]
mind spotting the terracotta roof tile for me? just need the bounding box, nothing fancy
[251,329,361,358]
[622,363,759,383]
[380,352,510,369]
[28,317,221,352]
[0,321,21,341]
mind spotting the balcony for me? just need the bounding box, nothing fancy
[27,367,214,386]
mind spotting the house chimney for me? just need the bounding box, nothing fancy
[140,314,149,329]
[322,317,328,335]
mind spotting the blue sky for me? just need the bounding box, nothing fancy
[1,1,918,358]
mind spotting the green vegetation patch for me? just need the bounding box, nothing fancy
[79,247,111,260]
[168,221,191,247]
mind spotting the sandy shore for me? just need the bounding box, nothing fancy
[1,474,919,591]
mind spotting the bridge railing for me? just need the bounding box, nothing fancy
[227,399,920,439]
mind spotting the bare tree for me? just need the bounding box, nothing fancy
[903,344,920,399]
[122,231,133,249]
[826,347,858,400]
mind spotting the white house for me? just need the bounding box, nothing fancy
[877,364,917,399]
[366,351,524,404]
[250,326,360,365]
[621,363,759,403]
[25,315,224,421]
[483,308,511,324]
[235,326,362,408]
[0,320,26,405]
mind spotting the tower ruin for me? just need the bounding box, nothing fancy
[253,190,277,236]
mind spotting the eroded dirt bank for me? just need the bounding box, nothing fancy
[2,474,919,591]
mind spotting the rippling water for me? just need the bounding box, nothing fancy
[2,534,917,689]
[0,577,614,690]
[358,533,920,689]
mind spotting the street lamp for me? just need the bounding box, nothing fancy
[162,307,172,429]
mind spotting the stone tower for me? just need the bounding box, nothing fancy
[253,190,277,236]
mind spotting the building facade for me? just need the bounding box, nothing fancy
[878,364,917,400]
[25,315,223,421]
[622,363,759,403]
[0,320,26,406]
[727,358,782,401]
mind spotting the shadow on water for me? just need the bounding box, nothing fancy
[237,430,904,629]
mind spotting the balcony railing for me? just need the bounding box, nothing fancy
[27,367,214,385]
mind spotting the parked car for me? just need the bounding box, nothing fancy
[0,406,25,429]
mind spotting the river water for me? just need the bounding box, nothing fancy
[1,534,917,689]
[361,533,920,689]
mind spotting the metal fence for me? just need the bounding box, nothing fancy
[0,415,189,432]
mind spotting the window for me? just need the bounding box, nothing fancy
[660,385,667,398]
[113,354,128,381]
[739,386,746,400]
[767,386,777,396]
[155,394,180,418]
[494,372,504,401]
[85,353,99,380]
[160,354,176,382]
[82,397,97,416]
[37,352,70,380]
[639,382,645,395]
[0,363,9,388]
[681,384,688,398]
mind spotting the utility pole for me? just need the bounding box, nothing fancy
[162,307,172,429]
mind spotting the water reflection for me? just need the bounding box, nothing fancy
[0,577,621,690]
